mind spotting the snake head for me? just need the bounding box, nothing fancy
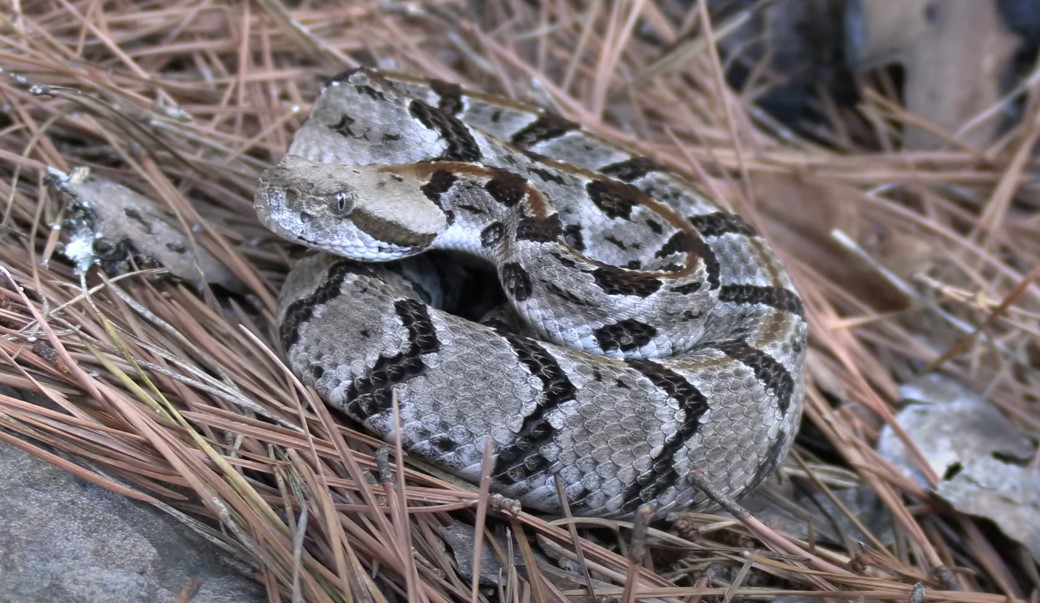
[256,155,448,260]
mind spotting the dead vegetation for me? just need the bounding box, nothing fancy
[0,1,1037,601]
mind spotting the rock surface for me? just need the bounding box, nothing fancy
[0,439,264,603]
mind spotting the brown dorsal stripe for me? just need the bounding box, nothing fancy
[718,285,804,317]
[716,340,794,414]
[510,111,579,147]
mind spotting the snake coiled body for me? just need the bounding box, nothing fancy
[255,69,807,517]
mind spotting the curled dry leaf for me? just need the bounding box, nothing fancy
[846,0,1020,148]
[877,373,1039,560]
[48,167,238,290]
[936,456,1040,562]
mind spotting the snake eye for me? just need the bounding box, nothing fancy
[331,190,356,216]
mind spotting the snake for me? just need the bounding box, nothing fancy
[254,68,807,517]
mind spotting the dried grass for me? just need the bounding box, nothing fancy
[1,1,1038,601]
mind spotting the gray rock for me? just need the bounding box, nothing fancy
[0,439,264,603]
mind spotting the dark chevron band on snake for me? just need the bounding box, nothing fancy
[255,68,807,517]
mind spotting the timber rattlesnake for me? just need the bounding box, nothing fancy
[255,68,807,517]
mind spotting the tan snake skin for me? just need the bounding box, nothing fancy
[255,68,807,517]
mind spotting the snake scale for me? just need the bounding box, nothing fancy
[255,68,807,517]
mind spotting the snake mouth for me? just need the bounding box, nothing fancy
[290,232,416,262]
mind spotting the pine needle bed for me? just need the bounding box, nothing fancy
[1,2,1037,601]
